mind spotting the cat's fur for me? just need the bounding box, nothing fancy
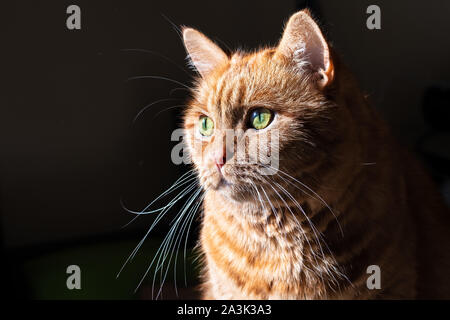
[181,10,450,299]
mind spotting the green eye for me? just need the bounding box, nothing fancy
[250,108,273,130]
[199,116,214,136]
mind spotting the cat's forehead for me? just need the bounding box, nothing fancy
[196,50,286,119]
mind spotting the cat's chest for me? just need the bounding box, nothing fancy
[200,192,325,299]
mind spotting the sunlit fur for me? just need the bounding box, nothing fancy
[182,10,450,299]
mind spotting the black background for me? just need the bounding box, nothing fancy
[1,0,449,299]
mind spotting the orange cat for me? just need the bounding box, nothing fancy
[181,10,450,299]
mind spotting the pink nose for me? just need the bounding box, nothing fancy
[213,149,226,172]
[216,158,225,171]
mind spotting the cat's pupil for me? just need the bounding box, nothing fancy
[250,108,272,130]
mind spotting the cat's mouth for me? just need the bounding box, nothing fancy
[214,174,261,202]
[202,166,269,201]
[217,176,232,188]
[200,169,233,191]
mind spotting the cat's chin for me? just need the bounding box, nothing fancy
[215,180,257,203]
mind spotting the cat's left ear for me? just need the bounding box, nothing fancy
[276,10,334,88]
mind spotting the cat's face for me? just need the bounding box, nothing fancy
[183,11,336,203]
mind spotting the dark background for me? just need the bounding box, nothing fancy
[1,0,449,299]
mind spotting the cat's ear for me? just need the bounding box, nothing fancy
[276,10,334,88]
[182,28,228,78]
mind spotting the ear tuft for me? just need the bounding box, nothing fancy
[182,27,228,78]
[276,10,334,88]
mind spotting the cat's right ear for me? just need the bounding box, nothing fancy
[276,10,334,88]
[182,28,228,78]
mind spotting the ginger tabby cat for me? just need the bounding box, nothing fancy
[181,10,450,299]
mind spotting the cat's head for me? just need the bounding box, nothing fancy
[182,10,341,203]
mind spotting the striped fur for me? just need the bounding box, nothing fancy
[182,10,450,299]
